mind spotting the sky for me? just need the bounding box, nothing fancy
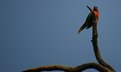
[0,0,121,72]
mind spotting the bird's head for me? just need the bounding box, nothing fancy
[93,6,99,19]
[93,6,98,12]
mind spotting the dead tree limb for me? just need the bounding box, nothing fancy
[23,63,111,72]
[87,5,116,72]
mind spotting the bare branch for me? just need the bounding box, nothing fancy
[74,63,110,72]
[23,65,73,72]
[23,63,111,72]
[89,6,116,71]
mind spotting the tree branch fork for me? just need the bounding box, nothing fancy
[23,6,115,72]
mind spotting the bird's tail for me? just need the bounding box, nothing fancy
[78,23,86,34]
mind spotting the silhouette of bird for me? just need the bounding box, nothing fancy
[78,6,99,34]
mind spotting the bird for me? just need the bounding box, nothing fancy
[78,6,99,34]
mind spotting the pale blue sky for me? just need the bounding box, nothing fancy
[0,0,121,72]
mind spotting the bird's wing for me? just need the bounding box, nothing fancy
[86,13,93,29]
[78,13,92,33]
[78,22,87,33]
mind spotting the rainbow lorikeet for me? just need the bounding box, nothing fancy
[78,6,99,33]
